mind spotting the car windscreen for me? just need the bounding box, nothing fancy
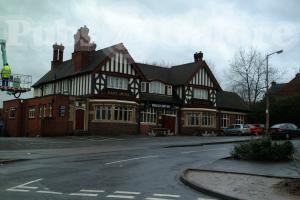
[271,124,282,128]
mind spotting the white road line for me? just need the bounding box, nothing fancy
[181,151,198,154]
[6,178,43,192]
[69,193,98,197]
[6,188,30,192]
[17,186,38,189]
[80,189,105,193]
[37,191,63,195]
[153,193,181,198]
[16,178,43,187]
[181,148,228,154]
[197,198,217,200]
[145,198,171,200]
[107,194,135,199]
[114,191,141,195]
[105,155,159,165]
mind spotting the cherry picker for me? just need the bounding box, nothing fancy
[0,39,32,98]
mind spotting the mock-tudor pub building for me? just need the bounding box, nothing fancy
[2,26,249,137]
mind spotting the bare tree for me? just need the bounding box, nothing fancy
[227,47,279,106]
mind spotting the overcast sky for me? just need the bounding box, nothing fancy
[0,0,300,106]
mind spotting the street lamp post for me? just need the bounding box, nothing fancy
[265,49,283,136]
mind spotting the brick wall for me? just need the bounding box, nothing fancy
[3,99,24,137]
[3,95,71,137]
[89,122,138,135]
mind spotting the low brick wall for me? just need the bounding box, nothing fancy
[89,122,138,135]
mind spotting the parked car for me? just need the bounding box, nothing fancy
[249,124,265,135]
[223,124,251,135]
[270,123,300,139]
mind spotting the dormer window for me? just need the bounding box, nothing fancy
[149,81,165,95]
[193,88,208,100]
[107,76,128,90]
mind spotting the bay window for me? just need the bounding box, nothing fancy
[107,76,128,90]
[186,112,216,128]
[95,104,135,123]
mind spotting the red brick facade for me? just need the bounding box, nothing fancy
[3,95,71,137]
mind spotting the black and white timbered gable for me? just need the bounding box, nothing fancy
[93,46,143,99]
[184,61,221,106]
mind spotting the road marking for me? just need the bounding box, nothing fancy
[17,186,38,189]
[145,198,171,200]
[6,178,43,192]
[80,189,105,193]
[181,150,198,154]
[153,193,181,198]
[6,188,30,192]
[105,155,159,165]
[197,198,217,200]
[69,193,98,197]
[37,190,63,195]
[16,178,43,187]
[107,194,135,199]
[114,191,141,195]
[181,148,227,154]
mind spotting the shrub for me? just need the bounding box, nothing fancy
[231,137,294,161]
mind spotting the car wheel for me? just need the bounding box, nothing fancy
[285,133,290,140]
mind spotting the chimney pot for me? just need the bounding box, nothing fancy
[194,51,203,62]
[52,43,65,69]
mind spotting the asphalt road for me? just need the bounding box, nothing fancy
[0,136,254,200]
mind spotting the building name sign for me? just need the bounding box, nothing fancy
[106,89,131,97]
[151,104,171,108]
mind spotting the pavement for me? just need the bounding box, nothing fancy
[181,139,300,200]
[0,135,253,200]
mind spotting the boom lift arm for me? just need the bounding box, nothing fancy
[0,39,8,65]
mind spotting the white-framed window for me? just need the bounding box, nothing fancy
[201,112,214,127]
[94,104,135,122]
[39,106,43,118]
[28,107,36,119]
[95,105,112,120]
[186,112,216,128]
[221,113,229,128]
[187,113,200,126]
[141,82,147,92]
[140,108,157,124]
[49,103,53,117]
[193,88,208,100]
[43,105,47,117]
[107,76,128,90]
[235,115,244,124]
[167,85,172,95]
[9,107,16,119]
[149,81,165,94]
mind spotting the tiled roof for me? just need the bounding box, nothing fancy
[216,91,249,112]
[32,43,124,87]
[269,83,286,95]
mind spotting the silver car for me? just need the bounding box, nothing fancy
[223,124,251,135]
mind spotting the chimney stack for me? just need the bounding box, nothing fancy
[52,43,64,69]
[194,51,203,62]
[271,81,276,87]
